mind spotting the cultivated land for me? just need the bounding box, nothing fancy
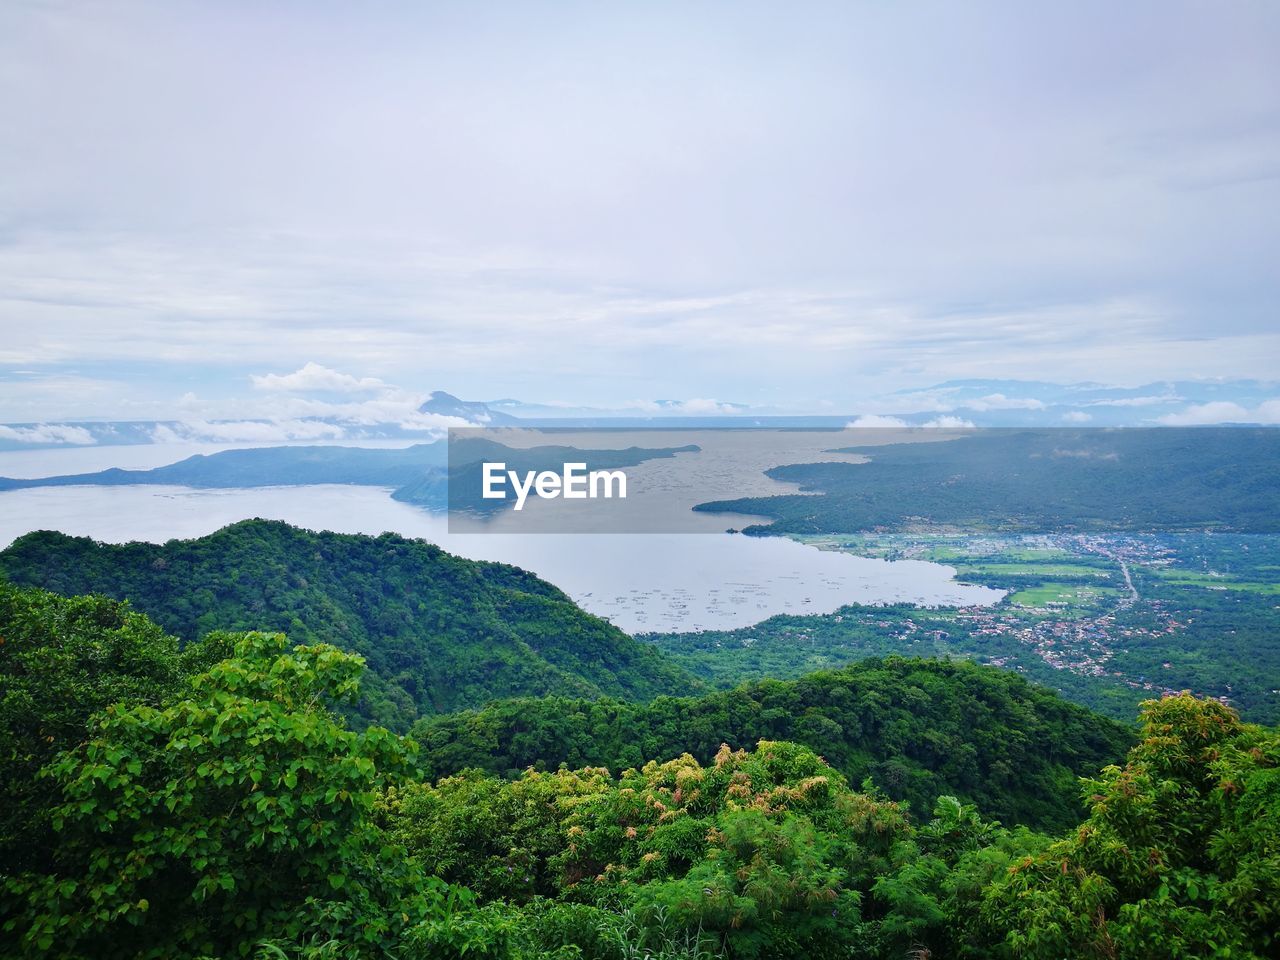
[650,532,1280,725]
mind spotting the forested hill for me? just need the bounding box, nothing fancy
[696,427,1280,534]
[412,656,1134,832]
[4,583,1273,958]
[0,520,700,729]
[0,442,448,491]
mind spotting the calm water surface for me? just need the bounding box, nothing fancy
[0,447,1002,633]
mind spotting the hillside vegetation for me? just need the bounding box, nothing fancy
[696,428,1280,534]
[0,521,699,729]
[1,591,1275,959]
[412,657,1134,832]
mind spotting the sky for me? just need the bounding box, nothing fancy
[1,0,1278,423]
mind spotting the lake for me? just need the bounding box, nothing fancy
[0,446,1003,633]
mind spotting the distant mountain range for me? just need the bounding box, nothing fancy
[0,437,695,514]
[419,390,520,425]
[0,441,448,493]
[871,378,1280,428]
[696,426,1280,535]
[1,378,1277,450]
[481,379,1280,427]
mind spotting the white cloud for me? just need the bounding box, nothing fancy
[1062,410,1093,423]
[253,396,469,432]
[251,362,387,393]
[855,391,956,416]
[166,368,476,434]
[847,414,973,428]
[1157,400,1280,425]
[673,398,743,415]
[0,423,96,445]
[151,420,349,443]
[0,373,131,422]
[628,398,745,415]
[965,394,1046,411]
[847,415,909,428]
[1087,395,1180,407]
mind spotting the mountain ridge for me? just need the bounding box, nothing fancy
[0,519,701,728]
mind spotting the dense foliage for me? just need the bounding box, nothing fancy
[697,428,1280,534]
[0,582,197,872]
[411,657,1134,832]
[0,626,512,960]
[981,693,1280,957]
[0,520,700,729]
[386,741,919,959]
[393,694,1280,959]
[3,633,413,957]
[2,584,1277,959]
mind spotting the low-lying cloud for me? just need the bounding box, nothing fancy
[0,423,97,445]
[1157,400,1280,426]
[250,363,388,394]
[846,415,976,429]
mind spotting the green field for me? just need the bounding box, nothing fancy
[953,562,1113,579]
[1151,569,1280,595]
[1007,583,1120,609]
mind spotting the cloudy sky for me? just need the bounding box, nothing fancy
[1,0,1278,422]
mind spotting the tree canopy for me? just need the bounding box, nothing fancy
[2,578,1276,959]
[0,520,700,729]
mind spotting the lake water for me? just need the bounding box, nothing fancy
[0,446,1003,633]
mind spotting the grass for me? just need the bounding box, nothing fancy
[951,562,1114,579]
[1006,583,1120,610]
[1150,571,1280,595]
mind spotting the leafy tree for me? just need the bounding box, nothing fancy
[412,657,1133,831]
[1,632,427,959]
[869,797,1047,958]
[391,741,912,959]
[632,807,856,960]
[0,521,701,729]
[6,574,1278,960]
[384,766,613,902]
[0,582,189,871]
[981,694,1280,958]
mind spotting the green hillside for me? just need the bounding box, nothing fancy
[3,598,1273,960]
[412,656,1134,832]
[696,427,1280,534]
[0,520,700,729]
